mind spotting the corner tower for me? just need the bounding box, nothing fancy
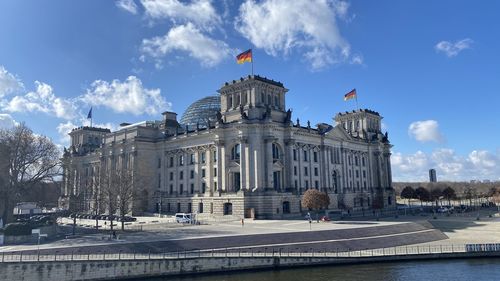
[218,75,289,123]
[335,109,383,140]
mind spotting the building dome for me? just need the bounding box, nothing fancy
[180,95,221,129]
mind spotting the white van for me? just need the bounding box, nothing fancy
[175,213,193,223]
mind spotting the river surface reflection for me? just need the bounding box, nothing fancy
[142,258,500,281]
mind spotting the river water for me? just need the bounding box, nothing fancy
[143,258,500,281]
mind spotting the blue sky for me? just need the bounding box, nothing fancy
[0,0,499,182]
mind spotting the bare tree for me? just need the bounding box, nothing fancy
[0,123,60,223]
[89,171,105,231]
[116,170,135,231]
[101,172,118,234]
[302,189,330,222]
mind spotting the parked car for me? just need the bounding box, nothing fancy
[175,213,193,223]
[436,207,449,213]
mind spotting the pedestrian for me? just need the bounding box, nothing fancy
[241,218,244,227]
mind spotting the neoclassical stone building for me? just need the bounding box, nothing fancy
[59,75,395,219]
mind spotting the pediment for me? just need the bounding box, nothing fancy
[324,125,352,140]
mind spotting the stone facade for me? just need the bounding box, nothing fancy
[59,75,395,219]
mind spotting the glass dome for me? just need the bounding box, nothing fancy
[180,95,221,129]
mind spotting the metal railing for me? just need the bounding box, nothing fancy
[1,243,499,263]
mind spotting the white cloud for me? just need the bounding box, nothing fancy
[0,65,24,98]
[392,149,500,182]
[82,76,170,116]
[56,121,77,145]
[116,0,138,14]
[140,23,232,67]
[350,54,363,65]
[4,81,77,120]
[140,0,221,30]
[408,120,444,143]
[0,113,18,129]
[235,0,352,70]
[435,38,473,57]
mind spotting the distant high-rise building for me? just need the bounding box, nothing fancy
[429,169,437,182]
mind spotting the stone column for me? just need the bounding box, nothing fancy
[239,137,247,191]
[206,148,213,196]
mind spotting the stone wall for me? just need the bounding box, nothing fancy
[2,252,500,281]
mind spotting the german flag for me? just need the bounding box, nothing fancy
[236,49,252,64]
[344,89,357,101]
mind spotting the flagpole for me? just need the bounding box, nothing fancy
[251,50,254,76]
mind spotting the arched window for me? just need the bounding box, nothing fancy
[272,143,280,160]
[231,144,241,160]
[227,96,233,110]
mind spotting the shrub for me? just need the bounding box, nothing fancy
[4,223,32,236]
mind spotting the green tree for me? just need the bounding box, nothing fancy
[430,188,443,207]
[400,186,415,207]
[415,187,430,207]
[442,186,456,206]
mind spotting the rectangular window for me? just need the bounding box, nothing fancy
[214,167,217,176]
[179,171,183,180]
[213,151,217,162]
[356,170,359,178]
[201,152,206,164]
[273,171,281,190]
[294,166,297,176]
[179,184,183,194]
[179,155,184,166]
[315,180,319,189]
[293,149,297,161]
[190,170,194,179]
[313,151,318,162]
[202,168,206,178]
[362,157,365,167]
[169,184,173,194]
[201,182,206,193]
[190,183,194,194]
[190,154,195,165]
[303,150,308,161]
[214,181,218,190]
[158,174,161,189]
[294,180,298,188]
[349,170,352,178]
[158,158,161,169]
[314,167,318,176]
[169,157,174,167]
[355,156,358,166]
[169,172,173,181]
[305,180,309,189]
[363,170,366,178]
[304,167,308,176]
[348,156,351,165]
